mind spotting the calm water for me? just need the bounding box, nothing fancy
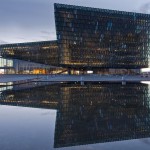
[0,82,150,150]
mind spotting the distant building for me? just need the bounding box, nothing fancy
[1,3,150,74]
[0,57,13,74]
[0,41,64,74]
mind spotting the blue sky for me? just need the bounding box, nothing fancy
[0,0,150,44]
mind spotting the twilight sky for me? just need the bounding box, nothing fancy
[1,0,150,44]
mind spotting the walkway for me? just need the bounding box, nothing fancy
[0,74,150,83]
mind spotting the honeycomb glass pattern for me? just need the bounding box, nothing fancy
[0,41,59,66]
[55,3,150,69]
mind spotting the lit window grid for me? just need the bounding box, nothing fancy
[55,3,150,69]
[0,41,59,66]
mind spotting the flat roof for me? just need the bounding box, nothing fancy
[54,3,150,17]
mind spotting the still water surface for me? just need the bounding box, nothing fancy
[0,82,150,150]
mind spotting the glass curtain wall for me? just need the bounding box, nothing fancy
[55,3,150,69]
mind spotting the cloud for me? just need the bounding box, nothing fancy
[40,35,50,41]
[40,30,55,35]
[40,31,51,35]
[0,40,8,45]
[40,30,56,40]
[139,2,150,13]
[40,35,49,38]
[41,111,51,116]
[16,37,26,40]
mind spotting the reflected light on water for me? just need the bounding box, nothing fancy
[141,81,150,84]
[141,68,150,72]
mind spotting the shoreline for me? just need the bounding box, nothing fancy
[1,74,150,83]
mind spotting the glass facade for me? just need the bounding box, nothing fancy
[55,3,150,69]
[0,41,66,74]
[0,3,150,73]
[0,57,13,74]
[0,57,13,68]
[0,41,59,66]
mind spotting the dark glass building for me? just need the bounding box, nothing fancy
[0,40,59,66]
[0,40,67,74]
[55,3,150,71]
[1,3,150,74]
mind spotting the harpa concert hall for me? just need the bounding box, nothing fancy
[0,3,150,74]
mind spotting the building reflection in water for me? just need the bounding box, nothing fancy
[0,82,150,148]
